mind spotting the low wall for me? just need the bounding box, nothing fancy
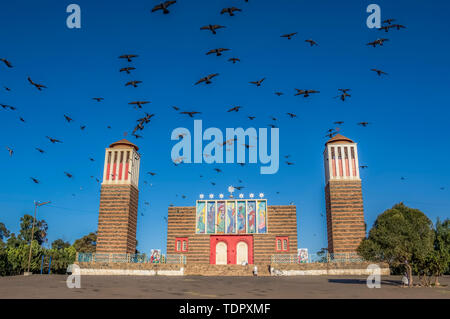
[76,262,185,276]
[75,262,390,276]
[270,262,390,276]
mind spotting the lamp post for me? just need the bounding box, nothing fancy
[25,200,50,275]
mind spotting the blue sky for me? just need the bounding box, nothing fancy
[1,0,449,255]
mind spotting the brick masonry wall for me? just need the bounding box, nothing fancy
[325,180,365,254]
[167,205,298,264]
[96,184,139,254]
[253,205,298,264]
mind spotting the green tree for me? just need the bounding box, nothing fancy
[73,232,97,253]
[6,241,44,275]
[6,233,22,249]
[316,248,329,263]
[0,222,10,275]
[51,239,70,250]
[48,246,76,274]
[357,203,435,287]
[0,222,10,241]
[421,218,450,286]
[18,214,48,246]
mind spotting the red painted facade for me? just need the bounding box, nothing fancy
[209,235,254,265]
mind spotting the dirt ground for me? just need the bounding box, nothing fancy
[0,275,449,299]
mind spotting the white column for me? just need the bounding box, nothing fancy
[354,144,360,179]
[113,151,118,184]
[342,146,348,179]
[102,150,109,184]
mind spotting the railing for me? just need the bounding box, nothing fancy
[271,253,364,264]
[165,254,186,264]
[77,253,186,264]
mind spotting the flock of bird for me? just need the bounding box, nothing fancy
[1,2,445,219]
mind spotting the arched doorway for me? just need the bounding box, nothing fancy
[215,242,227,264]
[236,241,248,265]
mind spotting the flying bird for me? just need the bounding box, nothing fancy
[125,80,142,87]
[180,111,201,118]
[120,67,136,74]
[30,177,40,184]
[286,161,294,165]
[274,92,283,96]
[200,24,226,35]
[228,57,240,64]
[382,18,396,25]
[305,39,318,46]
[46,136,62,143]
[6,147,13,157]
[206,48,230,56]
[80,125,86,130]
[335,88,351,101]
[151,1,177,14]
[378,25,394,32]
[295,89,320,97]
[92,97,104,102]
[0,104,15,110]
[129,101,150,109]
[371,68,388,76]
[172,106,180,111]
[221,7,242,16]
[280,32,297,40]
[0,58,13,68]
[35,148,45,154]
[358,122,370,127]
[27,77,47,91]
[147,172,156,176]
[227,106,242,112]
[391,24,406,30]
[360,165,368,169]
[286,112,297,118]
[64,114,73,123]
[334,121,344,125]
[366,38,389,47]
[249,78,265,87]
[64,172,73,178]
[195,73,219,85]
[248,116,256,120]
[214,168,222,173]
[119,54,138,62]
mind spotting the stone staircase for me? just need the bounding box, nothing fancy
[184,264,272,276]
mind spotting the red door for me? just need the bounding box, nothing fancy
[209,235,253,264]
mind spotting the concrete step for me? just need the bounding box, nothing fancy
[184,264,271,276]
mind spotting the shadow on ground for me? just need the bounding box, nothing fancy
[328,279,402,287]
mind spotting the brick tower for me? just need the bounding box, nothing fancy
[96,139,141,254]
[323,134,365,255]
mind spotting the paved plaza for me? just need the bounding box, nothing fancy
[0,275,449,299]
